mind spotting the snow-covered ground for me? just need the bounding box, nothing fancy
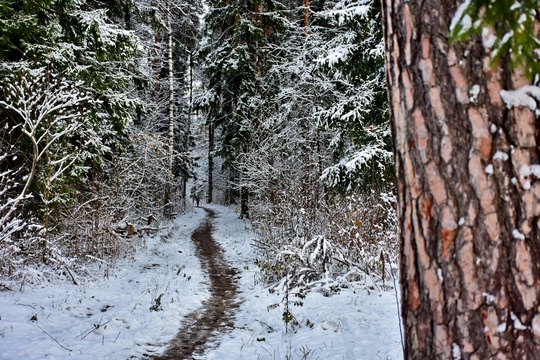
[204,205,403,360]
[0,205,403,359]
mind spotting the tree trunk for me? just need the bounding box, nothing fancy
[207,121,214,204]
[240,185,249,218]
[255,2,264,78]
[153,32,162,101]
[303,0,309,38]
[383,0,540,358]
[182,48,194,209]
[240,143,249,218]
[164,1,175,217]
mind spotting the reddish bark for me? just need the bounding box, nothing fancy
[382,0,540,358]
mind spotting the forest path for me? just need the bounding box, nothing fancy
[151,207,241,360]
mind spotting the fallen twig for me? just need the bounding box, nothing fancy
[61,261,79,286]
[35,322,72,352]
[250,238,271,249]
[80,317,109,340]
[15,302,36,309]
[85,255,108,265]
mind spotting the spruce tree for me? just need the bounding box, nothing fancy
[201,0,288,215]
[317,0,392,193]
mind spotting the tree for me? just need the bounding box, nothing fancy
[0,0,142,191]
[317,0,392,193]
[0,0,144,270]
[235,0,389,211]
[201,0,287,216]
[164,0,175,217]
[141,0,201,215]
[0,66,91,261]
[383,0,540,357]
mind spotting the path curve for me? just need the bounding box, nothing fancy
[151,207,240,360]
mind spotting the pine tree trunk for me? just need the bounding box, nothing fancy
[382,0,540,358]
[240,185,249,218]
[302,0,311,207]
[303,0,309,38]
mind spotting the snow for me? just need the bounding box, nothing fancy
[500,31,514,47]
[531,165,540,178]
[0,206,403,359]
[493,151,509,161]
[0,209,209,359]
[520,164,531,177]
[484,164,493,175]
[469,84,480,102]
[519,164,533,190]
[511,312,528,330]
[512,229,525,241]
[482,28,497,49]
[510,2,521,11]
[483,292,495,304]
[206,206,403,359]
[449,0,473,36]
[452,342,461,360]
[500,85,540,110]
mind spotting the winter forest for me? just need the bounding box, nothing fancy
[0,0,393,275]
[3,0,540,358]
[0,0,399,358]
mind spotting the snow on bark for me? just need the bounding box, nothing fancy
[500,85,540,110]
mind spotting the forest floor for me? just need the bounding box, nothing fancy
[0,205,403,359]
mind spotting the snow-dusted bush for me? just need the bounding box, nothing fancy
[253,190,398,294]
[57,126,174,264]
[0,71,169,282]
[0,65,91,279]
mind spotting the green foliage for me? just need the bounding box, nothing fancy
[0,0,143,257]
[314,0,392,193]
[200,0,288,161]
[450,0,540,78]
[316,0,387,136]
[1,0,141,123]
[0,0,58,61]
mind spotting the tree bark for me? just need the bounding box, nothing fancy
[240,143,249,218]
[164,1,175,217]
[153,32,162,102]
[207,121,214,204]
[182,48,194,209]
[303,0,309,38]
[382,0,540,358]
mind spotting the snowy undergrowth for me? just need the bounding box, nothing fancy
[205,204,403,360]
[253,192,398,296]
[0,205,403,359]
[0,209,208,359]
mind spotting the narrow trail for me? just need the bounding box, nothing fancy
[151,207,240,360]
